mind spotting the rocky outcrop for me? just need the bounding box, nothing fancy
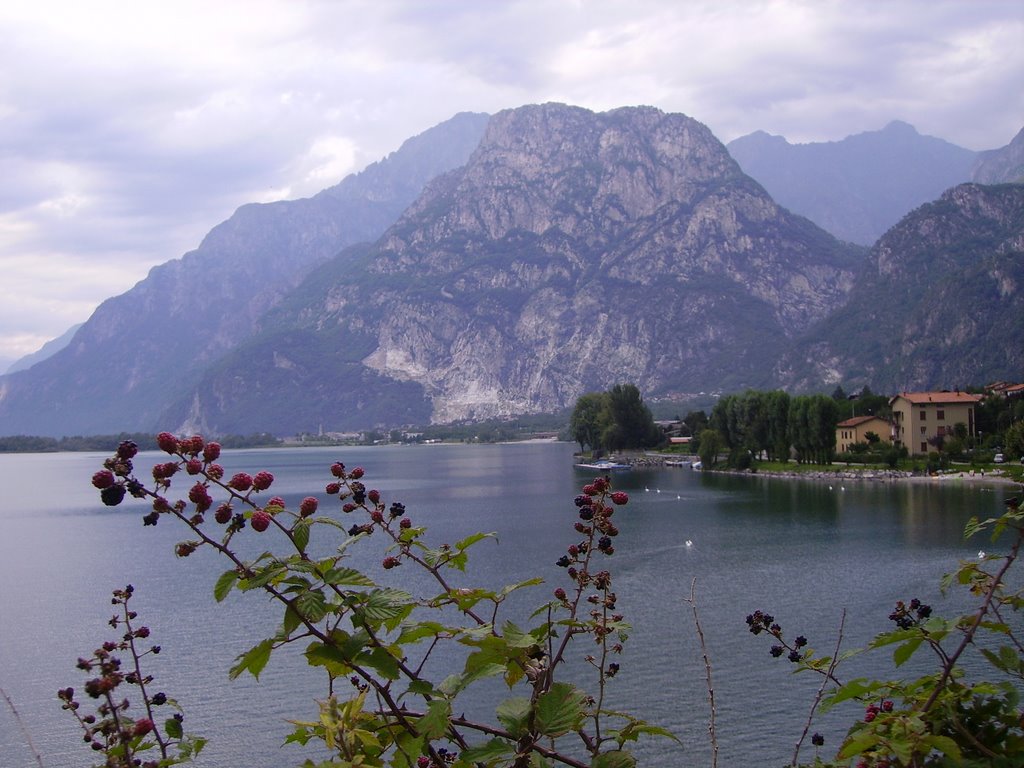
[777,183,1024,392]
[177,104,862,433]
[972,127,1024,185]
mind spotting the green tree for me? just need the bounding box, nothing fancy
[1006,420,1024,460]
[569,392,609,453]
[602,383,661,451]
[697,428,725,468]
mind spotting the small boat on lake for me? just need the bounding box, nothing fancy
[574,459,631,471]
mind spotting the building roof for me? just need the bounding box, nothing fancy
[890,391,981,405]
[837,415,889,428]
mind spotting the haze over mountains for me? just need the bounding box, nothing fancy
[1,104,1020,438]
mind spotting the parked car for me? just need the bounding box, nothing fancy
[993,453,1005,463]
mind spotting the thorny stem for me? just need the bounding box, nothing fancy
[920,523,1022,714]
[685,578,718,768]
[792,609,845,768]
[1,686,45,768]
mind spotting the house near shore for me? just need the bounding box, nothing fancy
[836,415,892,453]
[889,391,980,455]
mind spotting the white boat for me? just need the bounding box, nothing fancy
[690,461,702,470]
[574,459,631,471]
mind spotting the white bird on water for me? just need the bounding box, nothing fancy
[685,540,693,547]
[978,551,986,559]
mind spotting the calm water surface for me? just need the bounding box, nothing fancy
[0,444,1013,767]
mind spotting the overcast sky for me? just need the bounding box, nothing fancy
[1,0,1022,371]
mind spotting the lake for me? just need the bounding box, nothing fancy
[0,443,1013,767]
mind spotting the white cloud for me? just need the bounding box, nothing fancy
[0,0,1021,364]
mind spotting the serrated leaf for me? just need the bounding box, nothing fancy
[591,750,636,768]
[282,604,302,635]
[240,563,286,590]
[164,716,183,739]
[213,570,238,602]
[535,682,586,737]
[418,699,451,740]
[438,662,506,696]
[295,589,328,622]
[322,566,376,587]
[458,737,516,763]
[923,734,962,761]
[229,638,274,680]
[363,588,414,623]
[292,520,310,551]
[893,637,923,667]
[838,730,880,759]
[495,697,532,738]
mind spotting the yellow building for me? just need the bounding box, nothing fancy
[889,391,980,455]
[836,415,892,453]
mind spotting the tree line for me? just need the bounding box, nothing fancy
[569,383,663,454]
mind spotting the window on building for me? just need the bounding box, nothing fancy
[920,410,927,420]
[920,426,926,435]
[920,442,928,453]
[937,409,945,420]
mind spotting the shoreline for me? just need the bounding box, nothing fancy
[702,466,1020,487]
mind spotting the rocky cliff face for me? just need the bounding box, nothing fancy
[728,121,978,245]
[0,113,489,436]
[175,104,863,433]
[777,183,1024,392]
[972,127,1024,184]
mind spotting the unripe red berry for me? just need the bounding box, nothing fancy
[252,471,274,491]
[207,463,224,480]
[132,718,154,737]
[350,467,364,479]
[382,556,400,569]
[330,462,346,477]
[228,473,253,491]
[202,442,221,462]
[266,496,286,509]
[185,459,202,475]
[92,470,116,489]
[610,491,628,505]
[251,511,271,532]
[299,497,318,517]
[342,503,357,513]
[368,489,380,504]
[325,482,341,494]
[214,503,232,524]
[554,587,567,600]
[156,432,179,454]
[399,517,412,529]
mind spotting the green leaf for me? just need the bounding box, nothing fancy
[455,531,497,552]
[164,716,183,739]
[438,662,506,697]
[457,737,515,763]
[535,682,586,737]
[295,589,328,622]
[418,699,451,740]
[292,520,310,551]
[282,604,302,635]
[893,637,923,667]
[923,734,962,761]
[213,570,238,602]
[360,646,400,680]
[363,588,414,624]
[591,751,636,768]
[495,697,532,738]
[229,638,274,680]
[838,730,880,759]
[322,566,376,587]
[240,563,286,590]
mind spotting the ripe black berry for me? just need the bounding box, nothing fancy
[101,485,126,506]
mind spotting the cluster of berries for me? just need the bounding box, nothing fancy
[58,585,173,766]
[746,610,807,663]
[863,699,894,723]
[888,598,932,629]
[416,747,457,766]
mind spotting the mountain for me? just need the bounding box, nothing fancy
[162,104,864,435]
[727,121,978,245]
[0,113,490,437]
[4,323,83,374]
[972,127,1024,184]
[776,182,1024,392]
